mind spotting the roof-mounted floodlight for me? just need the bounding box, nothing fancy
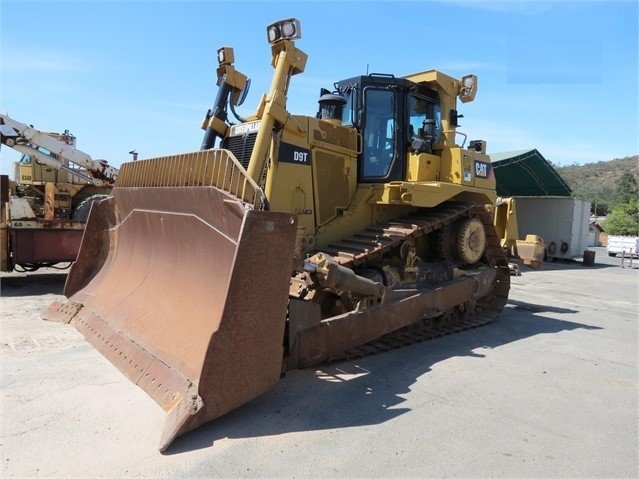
[266,18,301,45]
[459,74,477,103]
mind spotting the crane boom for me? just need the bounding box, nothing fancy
[0,113,118,186]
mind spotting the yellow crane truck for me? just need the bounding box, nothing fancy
[44,18,512,450]
[0,114,117,271]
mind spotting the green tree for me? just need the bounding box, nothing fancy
[604,200,639,236]
[615,171,638,205]
[573,183,612,215]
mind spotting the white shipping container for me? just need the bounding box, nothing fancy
[508,197,591,259]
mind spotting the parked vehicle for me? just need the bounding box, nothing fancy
[607,235,639,257]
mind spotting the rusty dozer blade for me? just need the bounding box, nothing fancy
[43,151,298,451]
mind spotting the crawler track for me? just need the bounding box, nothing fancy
[309,201,510,362]
[342,313,498,360]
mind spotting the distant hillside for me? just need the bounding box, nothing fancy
[555,156,638,197]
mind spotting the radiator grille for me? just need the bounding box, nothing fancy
[222,132,257,169]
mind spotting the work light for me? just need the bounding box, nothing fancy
[217,47,234,66]
[266,18,301,44]
[459,74,477,103]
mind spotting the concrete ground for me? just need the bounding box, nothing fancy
[1,247,637,478]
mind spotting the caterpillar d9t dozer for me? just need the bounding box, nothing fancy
[43,18,510,451]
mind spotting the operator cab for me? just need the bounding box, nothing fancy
[328,74,441,183]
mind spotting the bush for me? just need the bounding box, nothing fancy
[604,200,639,236]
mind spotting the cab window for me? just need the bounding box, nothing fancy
[361,88,396,179]
[340,87,356,127]
[408,94,441,144]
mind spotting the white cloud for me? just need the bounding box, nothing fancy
[468,117,634,165]
[1,48,91,73]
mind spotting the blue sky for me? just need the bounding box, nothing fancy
[1,0,637,178]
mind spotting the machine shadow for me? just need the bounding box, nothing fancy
[165,299,600,454]
[516,260,616,273]
[0,272,67,297]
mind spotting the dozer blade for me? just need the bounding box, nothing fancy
[43,151,298,451]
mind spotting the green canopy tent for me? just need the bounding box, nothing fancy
[491,149,572,197]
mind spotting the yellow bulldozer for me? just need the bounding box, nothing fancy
[44,18,512,450]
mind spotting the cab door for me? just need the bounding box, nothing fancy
[359,87,402,182]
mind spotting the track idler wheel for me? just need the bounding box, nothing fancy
[456,217,486,264]
[439,216,487,266]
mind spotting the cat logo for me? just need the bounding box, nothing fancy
[475,161,491,179]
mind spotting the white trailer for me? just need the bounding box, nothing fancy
[504,196,591,260]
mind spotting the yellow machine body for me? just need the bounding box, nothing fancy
[44,19,510,451]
